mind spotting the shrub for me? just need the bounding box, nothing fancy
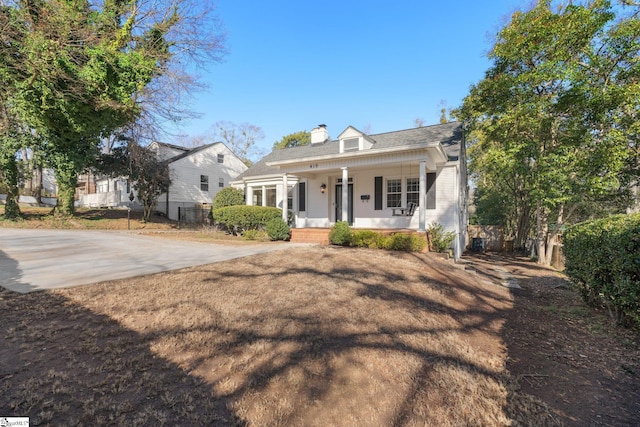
[242,229,270,241]
[213,205,282,235]
[377,233,427,252]
[329,221,352,246]
[265,217,290,241]
[564,213,640,325]
[428,222,456,253]
[212,187,245,210]
[350,229,381,248]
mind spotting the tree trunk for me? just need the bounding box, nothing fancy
[535,201,549,265]
[1,156,21,219]
[53,163,78,216]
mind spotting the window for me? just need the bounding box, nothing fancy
[386,179,402,208]
[217,154,224,163]
[406,178,419,206]
[200,175,209,191]
[219,178,224,188]
[253,189,263,206]
[343,138,359,151]
[266,187,277,207]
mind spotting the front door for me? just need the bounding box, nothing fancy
[335,183,353,225]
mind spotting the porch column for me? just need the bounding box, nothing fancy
[245,185,253,206]
[418,160,426,232]
[262,185,267,207]
[341,167,349,222]
[282,173,288,221]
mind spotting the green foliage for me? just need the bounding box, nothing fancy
[212,187,245,210]
[350,230,382,248]
[378,233,427,252]
[329,221,352,246]
[457,1,640,263]
[265,217,290,241]
[242,229,270,241]
[213,205,282,235]
[428,222,457,253]
[564,214,640,325]
[330,223,426,252]
[273,130,311,150]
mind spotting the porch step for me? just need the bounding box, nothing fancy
[290,228,331,245]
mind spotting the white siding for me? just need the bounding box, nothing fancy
[160,143,247,220]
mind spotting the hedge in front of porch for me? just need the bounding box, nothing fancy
[329,221,427,252]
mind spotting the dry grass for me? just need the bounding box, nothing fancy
[0,205,176,230]
[0,246,557,425]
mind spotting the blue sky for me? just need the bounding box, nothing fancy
[172,0,527,155]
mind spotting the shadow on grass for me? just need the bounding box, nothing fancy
[0,247,562,425]
[0,288,245,426]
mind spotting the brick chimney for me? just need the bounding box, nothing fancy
[311,124,329,144]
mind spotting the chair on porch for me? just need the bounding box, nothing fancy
[391,202,417,217]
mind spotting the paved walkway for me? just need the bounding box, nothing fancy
[0,229,302,293]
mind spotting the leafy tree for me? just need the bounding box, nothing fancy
[0,0,224,216]
[458,0,640,265]
[273,130,311,150]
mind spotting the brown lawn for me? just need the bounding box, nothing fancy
[0,208,638,425]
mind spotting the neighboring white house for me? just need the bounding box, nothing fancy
[77,141,248,221]
[232,122,468,259]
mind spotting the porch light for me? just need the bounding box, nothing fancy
[320,183,327,193]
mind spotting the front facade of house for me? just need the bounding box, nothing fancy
[76,142,248,220]
[232,122,468,258]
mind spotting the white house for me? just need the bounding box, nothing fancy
[77,141,248,221]
[232,122,468,259]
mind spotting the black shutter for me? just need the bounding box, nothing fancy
[374,176,383,210]
[298,182,306,212]
[426,173,436,209]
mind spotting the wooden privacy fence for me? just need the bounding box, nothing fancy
[467,225,505,252]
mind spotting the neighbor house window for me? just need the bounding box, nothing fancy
[386,178,402,208]
[200,175,209,191]
[219,178,224,188]
[406,177,419,206]
[217,154,224,163]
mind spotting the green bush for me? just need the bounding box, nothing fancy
[428,222,457,253]
[213,205,282,235]
[265,217,290,241]
[377,233,427,252]
[350,229,381,248]
[329,221,352,246]
[212,187,245,210]
[242,229,270,241]
[564,213,640,325]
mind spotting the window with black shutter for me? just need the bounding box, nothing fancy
[374,176,383,210]
[298,182,306,212]
[426,173,436,209]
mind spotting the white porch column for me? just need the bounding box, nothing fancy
[341,167,349,222]
[245,185,253,206]
[261,185,267,207]
[282,173,288,221]
[419,160,426,232]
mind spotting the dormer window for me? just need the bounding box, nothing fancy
[343,138,359,152]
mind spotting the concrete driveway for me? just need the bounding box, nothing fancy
[0,229,302,293]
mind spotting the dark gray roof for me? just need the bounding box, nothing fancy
[166,142,219,163]
[235,122,463,180]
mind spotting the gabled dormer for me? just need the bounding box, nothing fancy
[338,126,375,153]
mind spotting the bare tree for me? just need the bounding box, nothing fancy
[210,121,265,165]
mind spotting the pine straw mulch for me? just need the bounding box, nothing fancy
[0,246,638,426]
